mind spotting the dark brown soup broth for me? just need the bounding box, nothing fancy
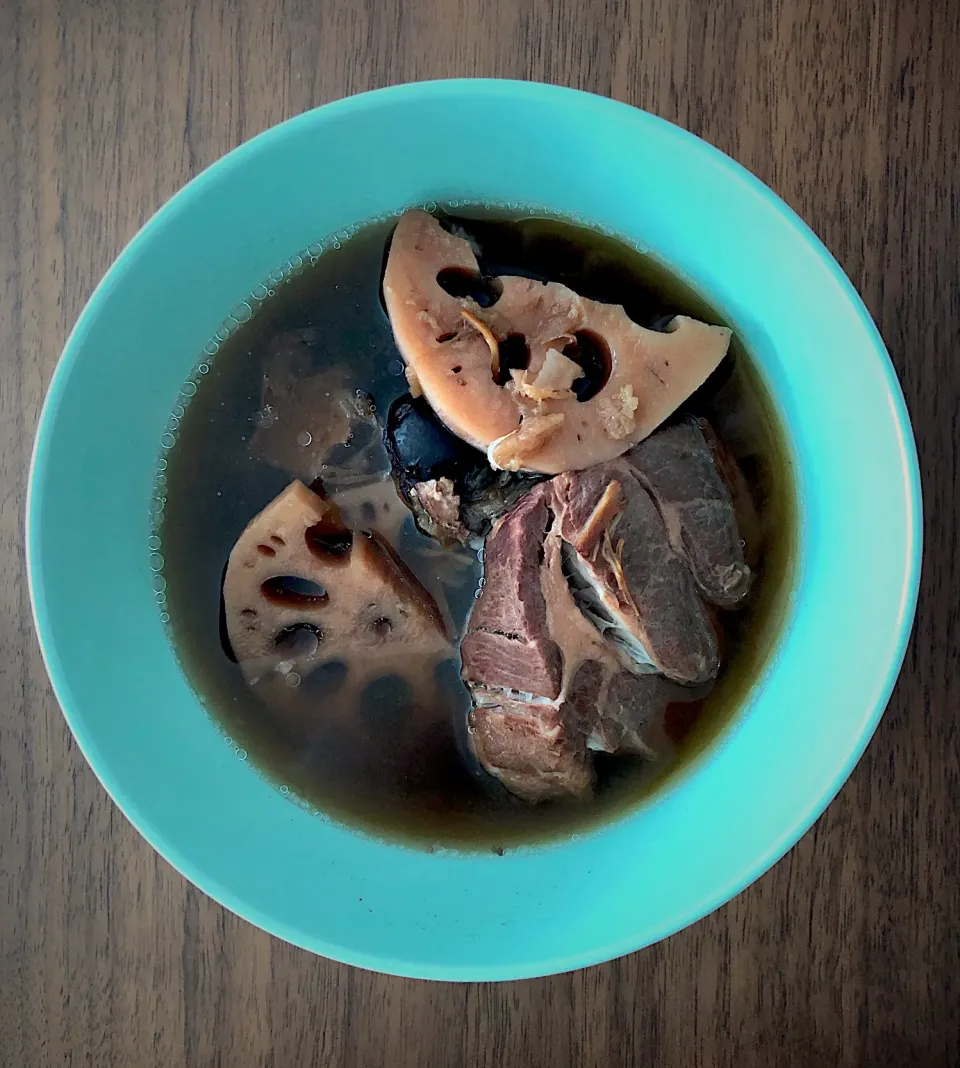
[158,207,796,850]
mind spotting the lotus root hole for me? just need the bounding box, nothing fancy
[274,622,322,658]
[435,267,502,308]
[495,334,530,386]
[563,331,612,402]
[304,523,353,560]
[260,576,329,607]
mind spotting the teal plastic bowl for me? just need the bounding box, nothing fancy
[27,80,920,980]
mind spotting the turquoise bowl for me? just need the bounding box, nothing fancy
[27,80,920,980]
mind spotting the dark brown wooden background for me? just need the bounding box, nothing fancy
[1,0,958,1065]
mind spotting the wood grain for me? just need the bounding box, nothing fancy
[1,0,958,1064]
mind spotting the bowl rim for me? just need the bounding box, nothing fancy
[26,78,922,980]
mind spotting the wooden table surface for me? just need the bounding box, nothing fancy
[2,0,958,1064]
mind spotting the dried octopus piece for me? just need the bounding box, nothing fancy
[384,392,546,542]
[222,481,450,716]
[408,478,470,545]
[382,209,731,474]
[249,330,378,483]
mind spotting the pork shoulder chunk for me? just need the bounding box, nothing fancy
[469,695,592,802]
[553,462,720,684]
[460,486,561,699]
[626,416,753,606]
[461,419,755,802]
[566,661,673,758]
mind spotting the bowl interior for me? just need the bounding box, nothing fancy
[28,80,919,980]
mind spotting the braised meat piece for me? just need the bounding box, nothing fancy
[469,695,592,803]
[461,480,683,802]
[566,662,674,758]
[626,416,753,606]
[460,487,561,700]
[553,462,720,685]
[462,419,754,802]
